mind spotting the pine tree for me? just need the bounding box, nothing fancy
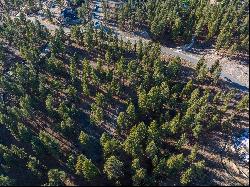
[90,104,104,126]
[17,122,32,142]
[79,131,90,146]
[126,102,136,126]
[71,26,82,43]
[117,112,126,134]
[69,54,77,82]
[19,94,32,117]
[46,169,66,186]
[102,139,122,158]
[146,140,158,158]
[100,132,111,147]
[188,144,198,163]
[148,120,161,143]
[0,175,14,186]
[84,23,94,51]
[136,39,144,59]
[104,156,124,185]
[180,167,193,185]
[176,133,188,150]
[95,92,105,108]
[196,57,205,73]
[181,80,194,98]
[26,155,42,177]
[210,60,222,84]
[169,113,181,134]
[82,74,90,97]
[131,158,140,171]
[236,94,249,112]
[192,122,202,139]
[138,89,149,114]
[124,122,147,157]
[132,168,147,186]
[188,88,200,106]
[77,2,89,21]
[82,158,100,181]
[168,57,181,77]
[39,131,61,158]
[67,154,76,171]
[166,153,185,175]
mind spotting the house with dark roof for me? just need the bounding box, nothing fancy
[60,8,81,25]
[61,8,77,19]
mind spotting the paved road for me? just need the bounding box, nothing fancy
[92,0,249,91]
[113,29,248,91]
[11,2,249,92]
[92,0,200,63]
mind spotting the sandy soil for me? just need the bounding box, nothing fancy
[203,49,249,88]
[199,131,249,186]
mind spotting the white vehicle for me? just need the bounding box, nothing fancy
[16,12,21,17]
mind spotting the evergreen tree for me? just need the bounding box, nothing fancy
[79,131,90,146]
[104,156,124,185]
[124,122,147,157]
[69,54,78,82]
[46,169,66,186]
[0,175,14,186]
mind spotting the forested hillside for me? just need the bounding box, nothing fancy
[104,0,249,53]
[0,0,249,186]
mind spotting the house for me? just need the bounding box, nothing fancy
[61,8,77,20]
[60,8,82,25]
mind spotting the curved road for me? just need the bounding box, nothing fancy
[93,0,249,92]
[13,1,249,92]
